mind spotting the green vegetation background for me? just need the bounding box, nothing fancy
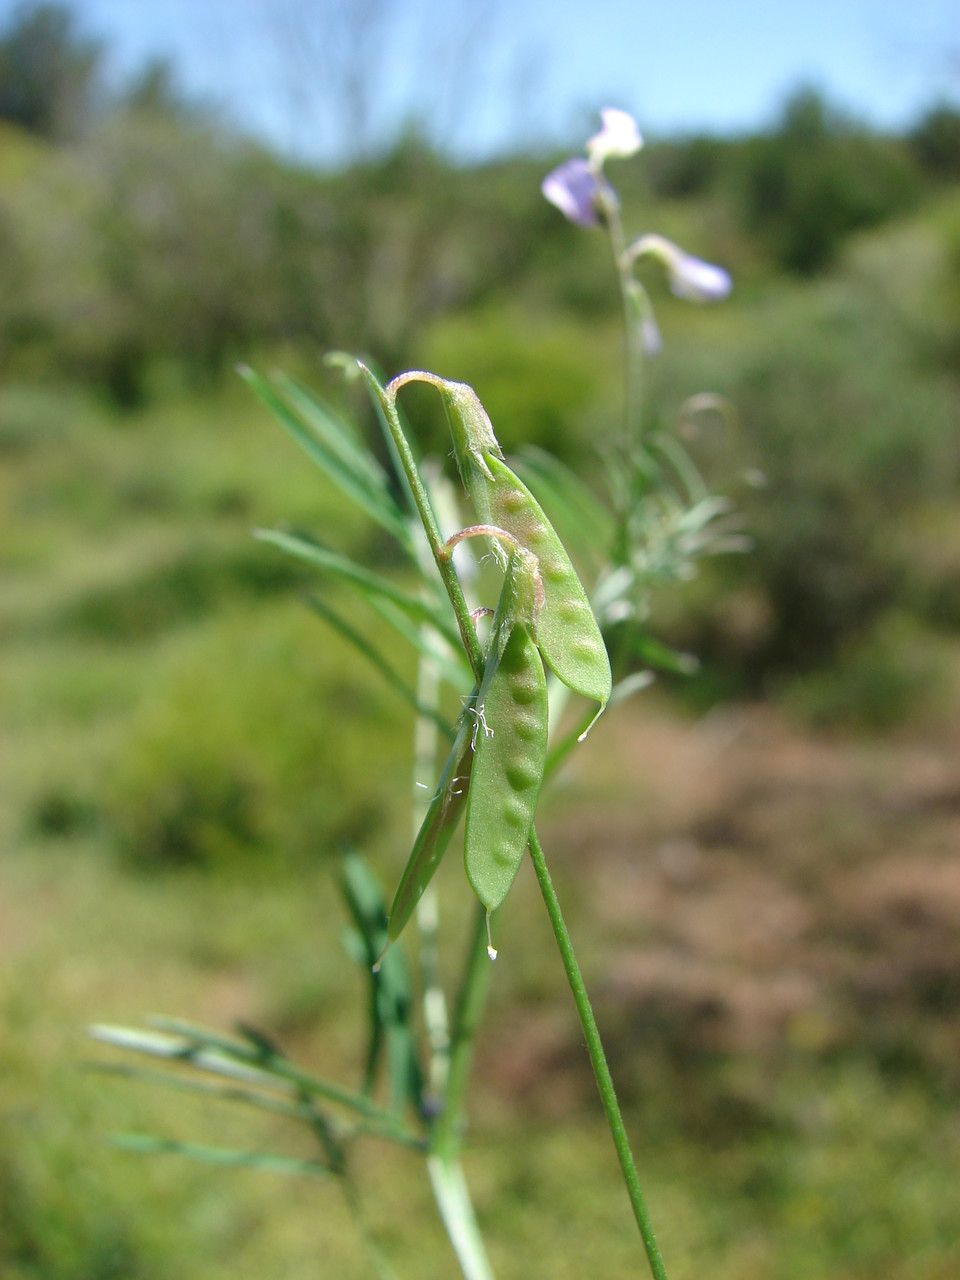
[2,6,960,1277]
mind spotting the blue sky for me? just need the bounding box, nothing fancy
[15,0,959,160]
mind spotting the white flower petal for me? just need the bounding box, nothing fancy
[587,107,643,166]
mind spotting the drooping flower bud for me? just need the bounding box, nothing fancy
[625,234,732,303]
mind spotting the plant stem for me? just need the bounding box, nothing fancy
[526,827,669,1280]
[430,901,492,1162]
[426,1156,495,1280]
[426,901,496,1280]
[599,189,643,443]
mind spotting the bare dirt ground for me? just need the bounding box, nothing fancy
[487,700,960,1104]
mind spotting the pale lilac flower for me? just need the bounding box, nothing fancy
[587,107,643,167]
[625,234,732,303]
[666,254,732,303]
[541,157,601,227]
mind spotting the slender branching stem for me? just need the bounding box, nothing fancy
[430,902,493,1163]
[526,828,669,1280]
[426,1155,495,1280]
[599,189,643,443]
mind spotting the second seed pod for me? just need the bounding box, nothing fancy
[464,614,548,914]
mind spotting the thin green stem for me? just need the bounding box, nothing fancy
[598,188,642,443]
[426,901,496,1280]
[429,902,492,1163]
[426,1156,495,1280]
[526,828,669,1280]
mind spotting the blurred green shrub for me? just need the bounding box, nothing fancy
[645,133,723,200]
[0,1145,151,1280]
[0,1,101,140]
[106,611,405,869]
[780,613,948,731]
[738,88,921,274]
[52,545,310,643]
[420,303,617,458]
[909,102,960,181]
[730,279,959,673]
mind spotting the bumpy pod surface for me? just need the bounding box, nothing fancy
[483,456,611,707]
[464,618,548,912]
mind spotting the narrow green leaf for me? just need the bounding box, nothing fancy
[304,595,454,740]
[254,528,460,648]
[87,1061,319,1122]
[367,596,470,686]
[241,363,393,500]
[239,364,412,549]
[90,1020,414,1138]
[646,430,709,505]
[619,630,699,677]
[339,852,391,967]
[274,372,387,490]
[111,1133,332,1178]
[89,1025,281,1088]
[338,852,423,1115]
[234,1022,284,1060]
[387,717,475,942]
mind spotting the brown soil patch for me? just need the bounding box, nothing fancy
[490,701,960,1106]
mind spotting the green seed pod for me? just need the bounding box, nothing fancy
[387,544,545,938]
[387,723,474,943]
[464,616,547,913]
[439,380,611,709]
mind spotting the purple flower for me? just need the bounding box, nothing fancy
[541,158,600,227]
